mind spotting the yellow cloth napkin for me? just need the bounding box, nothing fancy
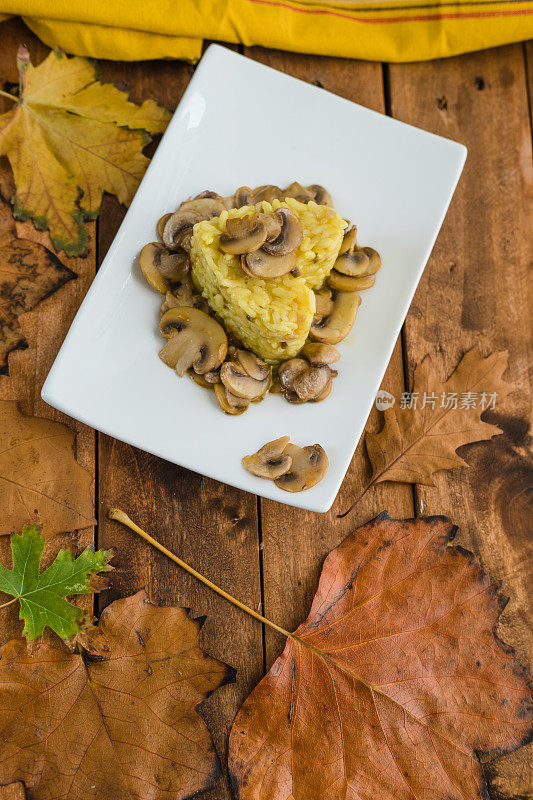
[0,0,531,62]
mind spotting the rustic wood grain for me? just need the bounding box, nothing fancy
[0,18,96,640]
[243,47,415,670]
[95,54,263,800]
[389,44,533,799]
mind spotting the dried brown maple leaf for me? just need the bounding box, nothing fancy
[0,591,233,800]
[341,349,514,516]
[229,513,532,800]
[0,46,170,256]
[0,197,76,374]
[0,401,94,536]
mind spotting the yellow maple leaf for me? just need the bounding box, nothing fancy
[0,45,171,256]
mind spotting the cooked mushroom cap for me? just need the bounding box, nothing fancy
[339,225,358,255]
[328,270,377,292]
[159,306,227,376]
[262,208,303,256]
[219,215,267,255]
[308,185,333,207]
[278,358,308,391]
[157,213,172,240]
[163,209,203,251]
[301,342,340,366]
[274,443,329,492]
[179,196,226,218]
[311,374,333,402]
[309,290,361,344]
[139,243,190,294]
[334,249,371,277]
[234,349,270,381]
[259,213,282,241]
[292,365,332,402]
[234,186,253,207]
[214,383,249,415]
[220,361,269,400]
[252,185,284,204]
[241,249,297,279]
[283,182,315,203]
[242,436,292,479]
[159,277,209,314]
[314,288,334,318]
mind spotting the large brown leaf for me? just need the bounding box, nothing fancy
[0,197,76,373]
[0,401,94,536]
[229,514,532,800]
[366,348,514,487]
[0,591,233,800]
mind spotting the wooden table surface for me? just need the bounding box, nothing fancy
[0,17,531,799]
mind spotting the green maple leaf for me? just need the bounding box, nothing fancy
[0,524,111,640]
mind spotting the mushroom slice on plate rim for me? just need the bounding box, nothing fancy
[242,436,292,479]
[274,443,329,492]
[157,212,172,240]
[139,242,189,294]
[163,209,203,252]
[159,306,227,376]
[220,360,270,400]
[301,342,340,366]
[179,196,226,218]
[215,383,249,415]
[309,290,361,345]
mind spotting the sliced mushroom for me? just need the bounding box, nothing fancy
[311,374,333,402]
[242,436,292,479]
[179,195,226,218]
[274,443,329,492]
[339,225,358,255]
[258,213,282,241]
[159,307,227,376]
[328,270,376,292]
[204,368,222,383]
[292,365,332,402]
[159,276,208,315]
[214,383,249,415]
[300,342,340,366]
[219,215,267,255]
[308,185,333,207]
[262,208,303,256]
[189,371,215,390]
[309,290,361,345]
[283,182,315,203]
[157,212,172,240]
[314,288,334,319]
[163,209,203,252]
[234,349,270,381]
[234,186,253,208]
[139,243,190,294]
[333,225,381,278]
[241,250,296,279]
[278,358,308,391]
[251,185,284,204]
[220,361,269,400]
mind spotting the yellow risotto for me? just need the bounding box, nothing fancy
[191,199,346,362]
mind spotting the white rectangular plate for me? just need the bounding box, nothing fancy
[42,45,466,513]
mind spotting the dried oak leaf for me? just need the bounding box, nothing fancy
[0,783,26,800]
[0,200,76,373]
[0,591,234,800]
[229,514,532,800]
[366,348,514,487]
[0,524,111,640]
[0,45,170,256]
[0,401,95,536]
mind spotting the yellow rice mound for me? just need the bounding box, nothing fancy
[190,199,346,362]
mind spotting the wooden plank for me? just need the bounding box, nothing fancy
[95,52,263,800]
[389,44,533,798]
[0,18,96,640]
[244,47,414,668]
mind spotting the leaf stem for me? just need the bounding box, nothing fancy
[108,508,294,642]
[0,596,18,610]
[337,479,374,518]
[0,88,18,103]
